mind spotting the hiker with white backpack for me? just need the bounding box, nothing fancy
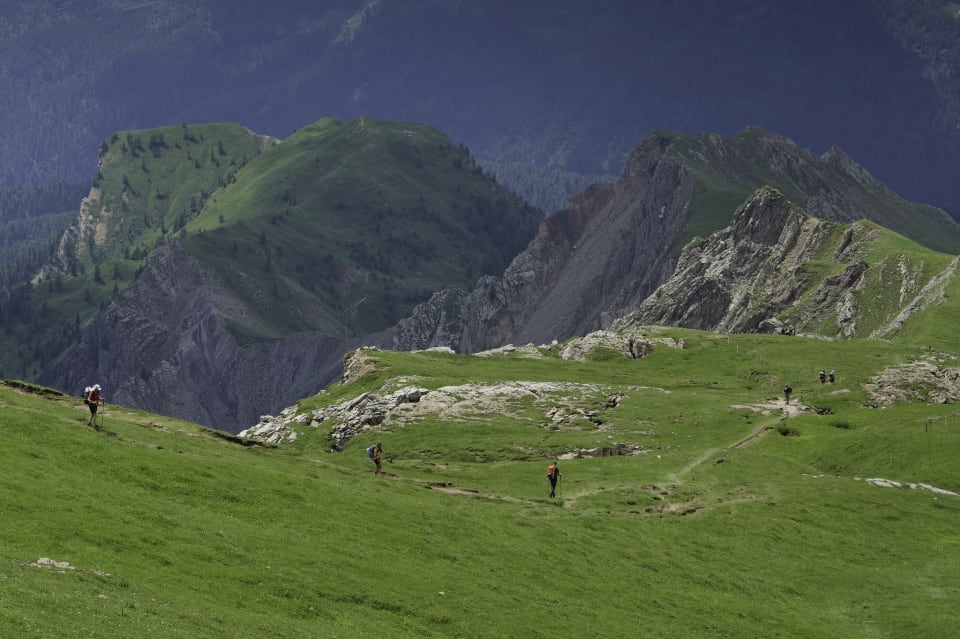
[367,441,383,474]
[84,384,103,429]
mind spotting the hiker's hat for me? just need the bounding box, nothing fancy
[93,384,101,390]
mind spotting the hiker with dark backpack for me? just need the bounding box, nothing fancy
[85,384,103,429]
[547,461,561,498]
[367,442,383,474]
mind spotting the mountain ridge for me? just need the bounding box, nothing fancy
[17,118,958,433]
[38,117,541,431]
[394,128,960,358]
[2,1,960,216]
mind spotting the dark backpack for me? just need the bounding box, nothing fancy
[367,445,376,459]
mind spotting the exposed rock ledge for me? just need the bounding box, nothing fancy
[862,358,960,407]
[240,379,631,450]
[241,330,684,446]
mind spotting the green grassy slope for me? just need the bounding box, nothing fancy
[90,123,269,261]
[781,217,956,340]
[3,319,958,637]
[180,117,541,334]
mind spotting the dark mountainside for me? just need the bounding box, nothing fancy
[1,0,959,216]
[43,240,391,429]
[39,118,541,432]
[394,128,960,355]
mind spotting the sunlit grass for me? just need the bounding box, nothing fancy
[2,324,959,637]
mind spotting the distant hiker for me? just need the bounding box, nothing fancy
[783,384,792,405]
[828,370,835,384]
[367,441,383,474]
[818,370,826,384]
[547,462,561,498]
[86,384,103,428]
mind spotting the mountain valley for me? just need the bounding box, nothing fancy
[3,5,960,636]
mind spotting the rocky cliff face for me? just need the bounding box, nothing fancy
[627,187,839,333]
[395,133,698,352]
[41,240,394,432]
[622,186,958,338]
[395,128,960,354]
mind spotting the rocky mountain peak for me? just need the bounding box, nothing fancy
[624,183,957,340]
[394,130,699,353]
[626,186,823,333]
[820,144,883,189]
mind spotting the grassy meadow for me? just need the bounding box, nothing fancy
[1,328,958,638]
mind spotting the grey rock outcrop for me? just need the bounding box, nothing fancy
[558,327,683,361]
[240,384,429,449]
[863,360,960,407]
[629,187,840,332]
[624,185,959,338]
[241,373,639,451]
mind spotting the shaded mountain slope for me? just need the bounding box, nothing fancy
[395,129,960,354]
[39,118,540,431]
[665,128,960,255]
[43,239,385,429]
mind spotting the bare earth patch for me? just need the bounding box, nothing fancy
[730,398,807,418]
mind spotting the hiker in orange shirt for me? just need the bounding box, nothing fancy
[547,461,561,498]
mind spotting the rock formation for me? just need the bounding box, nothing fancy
[43,240,394,432]
[394,128,960,354]
[395,132,698,352]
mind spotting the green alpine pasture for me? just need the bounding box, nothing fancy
[2,324,958,638]
[181,117,541,335]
